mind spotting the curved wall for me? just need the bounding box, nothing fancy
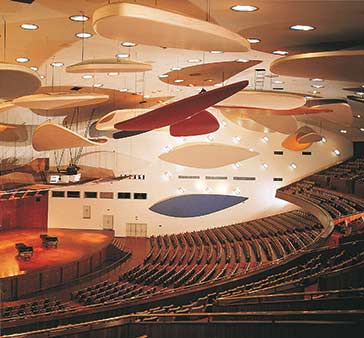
[47,118,353,236]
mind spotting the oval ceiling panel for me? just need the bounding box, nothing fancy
[159,60,261,87]
[0,63,41,99]
[32,122,107,151]
[309,102,353,126]
[270,50,364,82]
[13,92,109,110]
[66,58,152,73]
[93,3,250,52]
[169,110,219,137]
[297,132,322,144]
[149,194,248,218]
[115,80,248,131]
[218,90,306,110]
[159,143,259,169]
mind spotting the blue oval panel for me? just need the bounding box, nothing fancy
[149,194,248,218]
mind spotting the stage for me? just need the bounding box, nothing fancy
[0,228,114,279]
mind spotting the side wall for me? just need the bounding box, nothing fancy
[47,127,353,237]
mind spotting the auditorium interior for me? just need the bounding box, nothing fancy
[1,0,364,337]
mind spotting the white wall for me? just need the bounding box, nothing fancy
[47,111,353,237]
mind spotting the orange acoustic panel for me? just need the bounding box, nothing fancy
[282,133,312,151]
[93,3,250,52]
[270,50,364,82]
[159,60,261,87]
[115,80,248,131]
[170,110,219,137]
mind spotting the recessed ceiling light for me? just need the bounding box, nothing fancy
[289,24,315,31]
[174,79,184,83]
[310,78,324,82]
[209,50,224,54]
[320,137,327,143]
[82,74,93,79]
[121,41,137,47]
[360,128,364,132]
[51,62,64,67]
[262,136,269,143]
[262,163,269,169]
[247,37,260,44]
[356,114,361,118]
[333,149,341,156]
[311,84,324,89]
[120,88,128,92]
[93,83,103,88]
[159,74,168,78]
[207,135,214,142]
[273,80,284,84]
[16,57,30,63]
[272,50,288,55]
[144,95,151,98]
[170,67,181,71]
[108,72,119,76]
[214,83,223,87]
[30,66,38,71]
[69,15,89,22]
[236,58,250,63]
[115,53,129,59]
[20,23,39,30]
[340,129,347,134]
[188,58,201,63]
[304,96,314,100]
[311,90,320,94]
[40,75,45,79]
[355,92,364,96]
[231,5,258,12]
[75,32,93,39]
[290,162,297,169]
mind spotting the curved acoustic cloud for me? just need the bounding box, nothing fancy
[149,194,248,218]
[169,110,219,137]
[270,50,364,83]
[159,143,259,169]
[32,122,107,151]
[93,2,250,52]
[114,80,248,131]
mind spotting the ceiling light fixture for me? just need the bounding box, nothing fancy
[360,128,364,132]
[272,50,288,55]
[16,57,29,63]
[290,162,297,169]
[170,67,181,71]
[231,5,258,12]
[82,74,93,79]
[333,149,341,156]
[121,41,137,47]
[115,53,129,59]
[108,72,119,76]
[320,137,327,143]
[289,24,315,31]
[51,62,64,67]
[20,23,39,30]
[310,78,324,82]
[30,66,38,71]
[340,129,347,134]
[40,75,45,79]
[119,88,128,92]
[262,163,269,169]
[262,136,269,143]
[159,74,168,78]
[93,83,103,88]
[209,50,224,54]
[174,79,184,83]
[273,80,284,84]
[311,84,324,89]
[236,58,250,63]
[69,15,89,22]
[247,38,261,43]
[75,32,93,39]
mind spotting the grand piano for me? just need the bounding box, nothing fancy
[40,234,59,248]
[15,243,33,260]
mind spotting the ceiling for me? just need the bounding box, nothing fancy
[0,0,364,139]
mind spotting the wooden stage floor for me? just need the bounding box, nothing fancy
[0,229,114,278]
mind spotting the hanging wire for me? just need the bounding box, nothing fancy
[2,16,6,62]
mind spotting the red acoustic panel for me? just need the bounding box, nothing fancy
[170,110,219,137]
[115,80,248,131]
